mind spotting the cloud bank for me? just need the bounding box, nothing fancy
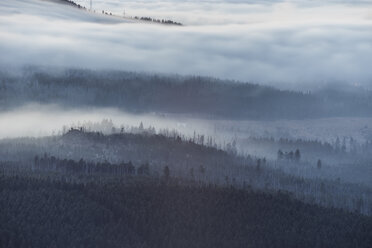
[1,0,372,89]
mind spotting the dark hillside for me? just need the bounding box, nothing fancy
[0,175,371,248]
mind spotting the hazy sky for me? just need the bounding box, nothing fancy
[1,0,372,89]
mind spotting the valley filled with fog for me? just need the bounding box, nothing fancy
[1,67,371,213]
[1,0,372,247]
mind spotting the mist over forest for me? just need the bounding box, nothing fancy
[1,67,372,119]
[1,0,372,247]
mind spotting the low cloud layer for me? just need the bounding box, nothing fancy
[1,104,371,146]
[1,0,372,89]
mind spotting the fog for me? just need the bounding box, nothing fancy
[1,103,371,145]
[0,104,197,138]
[1,0,372,90]
[74,0,372,26]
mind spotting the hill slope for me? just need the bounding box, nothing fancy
[1,175,372,248]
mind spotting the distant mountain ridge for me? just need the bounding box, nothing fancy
[1,67,371,120]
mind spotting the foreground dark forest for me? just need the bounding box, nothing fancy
[1,175,372,248]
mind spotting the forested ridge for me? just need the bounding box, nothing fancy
[57,0,85,8]
[1,128,372,215]
[1,68,372,119]
[1,175,372,248]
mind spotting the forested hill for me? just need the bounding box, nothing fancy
[50,0,85,9]
[1,175,372,248]
[1,68,372,119]
[2,129,372,215]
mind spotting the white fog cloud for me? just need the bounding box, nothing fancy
[1,0,372,89]
[1,104,371,145]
